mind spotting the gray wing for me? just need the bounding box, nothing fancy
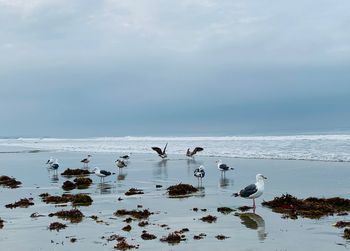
[219,163,230,171]
[239,184,257,198]
[192,147,204,155]
[152,147,163,155]
[100,170,111,176]
[162,143,168,154]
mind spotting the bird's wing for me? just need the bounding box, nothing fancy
[100,170,111,176]
[219,164,229,170]
[152,147,163,155]
[239,184,258,198]
[192,147,204,155]
[162,143,168,154]
[80,158,87,162]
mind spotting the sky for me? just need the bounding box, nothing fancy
[0,0,350,137]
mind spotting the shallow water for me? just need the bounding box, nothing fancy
[0,149,350,250]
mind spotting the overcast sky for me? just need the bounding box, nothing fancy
[1,0,350,137]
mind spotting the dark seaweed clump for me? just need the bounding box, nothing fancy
[74,177,93,189]
[114,240,139,250]
[138,221,149,227]
[114,209,153,220]
[49,209,84,223]
[215,235,229,240]
[49,222,67,231]
[262,194,350,219]
[0,218,4,229]
[125,188,144,196]
[238,206,254,212]
[5,198,34,209]
[40,193,92,206]
[217,207,235,214]
[141,231,157,240]
[0,175,22,188]
[167,183,198,197]
[200,215,217,223]
[122,225,132,232]
[193,233,206,240]
[334,221,350,228]
[344,229,350,240]
[61,168,90,176]
[160,232,186,244]
[62,181,77,191]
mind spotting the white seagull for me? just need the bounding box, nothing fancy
[81,155,92,167]
[151,143,168,159]
[216,159,234,177]
[233,174,267,209]
[186,147,204,157]
[46,157,54,166]
[50,159,59,171]
[92,167,111,182]
[194,165,205,187]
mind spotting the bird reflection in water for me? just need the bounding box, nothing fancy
[117,172,127,181]
[194,186,206,198]
[96,182,113,195]
[50,173,59,184]
[153,159,168,179]
[219,177,234,188]
[239,212,267,241]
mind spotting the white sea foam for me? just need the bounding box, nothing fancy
[1,135,350,162]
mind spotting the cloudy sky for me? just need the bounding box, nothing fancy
[0,0,350,137]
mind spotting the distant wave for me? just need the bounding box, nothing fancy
[1,135,350,162]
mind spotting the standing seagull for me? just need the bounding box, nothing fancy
[115,159,127,171]
[81,155,92,167]
[186,147,204,157]
[233,174,267,209]
[151,143,168,159]
[46,157,54,166]
[119,154,131,160]
[92,167,111,182]
[194,165,205,187]
[216,159,234,177]
[50,159,59,171]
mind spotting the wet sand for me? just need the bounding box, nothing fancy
[0,148,350,250]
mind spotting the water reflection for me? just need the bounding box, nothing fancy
[50,174,59,184]
[96,183,113,195]
[239,213,267,241]
[194,187,206,198]
[117,172,127,181]
[153,160,168,178]
[219,177,234,188]
[157,159,168,168]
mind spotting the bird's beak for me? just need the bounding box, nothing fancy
[263,175,267,180]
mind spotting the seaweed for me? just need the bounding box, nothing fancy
[215,235,229,240]
[74,177,93,189]
[167,183,198,197]
[122,225,132,232]
[200,215,217,223]
[114,240,138,250]
[125,188,144,196]
[0,218,4,229]
[5,198,34,209]
[193,233,206,240]
[344,228,350,240]
[49,222,67,231]
[0,175,22,188]
[62,181,77,191]
[141,231,157,240]
[334,221,350,228]
[160,232,186,244]
[30,212,45,218]
[238,206,253,212]
[262,194,350,219]
[107,234,125,242]
[138,221,149,227]
[49,209,84,223]
[114,209,153,220]
[217,207,235,214]
[61,168,90,176]
[41,193,92,206]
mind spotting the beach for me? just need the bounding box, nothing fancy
[1,141,350,251]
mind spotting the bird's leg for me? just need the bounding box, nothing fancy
[253,199,256,209]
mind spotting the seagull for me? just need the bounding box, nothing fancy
[151,143,168,159]
[115,159,127,170]
[92,167,111,182]
[186,147,204,157]
[233,174,267,209]
[81,155,92,167]
[119,154,131,160]
[216,159,234,177]
[194,165,205,187]
[46,157,54,165]
[50,159,59,171]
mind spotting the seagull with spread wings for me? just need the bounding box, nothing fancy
[186,147,204,157]
[151,143,168,159]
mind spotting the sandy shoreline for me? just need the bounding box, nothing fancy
[0,149,350,250]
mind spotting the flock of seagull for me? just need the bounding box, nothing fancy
[45,143,267,209]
